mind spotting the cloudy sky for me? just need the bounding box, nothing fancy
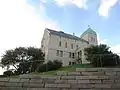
[0,0,120,74]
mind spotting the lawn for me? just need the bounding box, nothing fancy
[31,64,93,76]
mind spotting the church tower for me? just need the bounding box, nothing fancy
[81,26,98,45]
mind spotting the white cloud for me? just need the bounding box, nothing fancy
[98,0,118,16]
[0,0,61,75]
[110,44,120,55]
[55,0,87,9]
[97,34,120,55]
[97,33,108,44]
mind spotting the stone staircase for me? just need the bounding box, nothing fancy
[0,68,120,90]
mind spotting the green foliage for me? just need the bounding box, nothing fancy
[1,47,45,75]
[84,44,120,67]
[3,70,14,77]
[37,60,62,72]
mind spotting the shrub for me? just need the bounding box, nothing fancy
[3,70,14,77]
[84,44,120,67]
[36,60,62,72]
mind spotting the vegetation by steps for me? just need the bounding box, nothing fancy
[31,64,93,75]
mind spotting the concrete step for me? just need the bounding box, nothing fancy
[76,68,120,72]
[1,82,120,89]
[1,68,120,89]
[56,71,119,76]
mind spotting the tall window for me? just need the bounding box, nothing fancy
[78,52,80,58]
[76,45,78,49]
[65,42,67,48]
[69,52,71,58]
[91,37,95,42]
[56,50,59,56]
[71,44,73,49]
[60,51,63,57]
[59,41,61,47]
[72,53,75,58]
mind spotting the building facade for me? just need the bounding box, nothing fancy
[41,27,98,66]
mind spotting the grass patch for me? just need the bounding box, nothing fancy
[31,64,92,75]
[72,63,93,68]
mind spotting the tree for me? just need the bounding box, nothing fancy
[84,44,120,67]
[1,47,45,74]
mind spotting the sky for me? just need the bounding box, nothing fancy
[0,0,120,74]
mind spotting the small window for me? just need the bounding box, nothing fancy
[65,42,67,48]
[80,50,82,55]
[71,44,73,49]
[41,45,44,48]
[72,53,75,58]
[78,52,80,58]
[56,50,59,56]
[59,41,61,47]
[60,51,63,57]
[69,52,71,58]
[76,45,78,49]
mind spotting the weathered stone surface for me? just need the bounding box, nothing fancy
[81,72,105,76]
[43,79,55,84]
[114,80,120,83]
[2,87,23,90]
[76,68,86,72]
[89,76,99,79]
[0,78,10,82]
[1,68,120,89]
[89,80,101,84]
[61,76,75,80]
[103,80,114,83]
[85,68,98,72]
[76,76,100,80]
[23,83,44,88]
[56,71,68,76]
[113,68,120,72]
[111,84,120,88]
[77,80,89,83]
[71,84,93,89]
[98,76,109,79]
[26,88,60,90]
[20,78,30,82]
[76,76,89,80]
[54,80,67,84]
[93,84,111,88]
[45,84,70,88]
[40,76,60,80]
[67,80,78,84]
[5,82,23,87]
[9,78,20,82]
[80,89,101,90]
[105,72,116,76]
[116,72,120,75]
[0,82,6,87]
[30,79,43,83]
[67,72,81,76]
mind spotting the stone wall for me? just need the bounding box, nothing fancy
[1,68,120,90]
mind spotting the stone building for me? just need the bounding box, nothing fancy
[41,27,98,66]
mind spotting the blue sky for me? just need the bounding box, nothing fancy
[0,0,120,74]
[28,0,120,46]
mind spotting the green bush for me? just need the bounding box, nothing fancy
[3,70,14,77]
[37,60,62,72]
[84,44,120,67]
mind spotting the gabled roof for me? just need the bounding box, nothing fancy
[45,28,89,44]
[81,27,97,38]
